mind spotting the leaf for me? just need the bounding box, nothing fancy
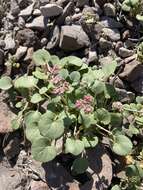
[31,137,57,162]
[25,111,42,142]
[33,49,50,66]
[33,70,48,80]
[110,113,122,127]
[104,83,118,100]
[91,80,105,95]
[136,14,143,21]
[70,71,80,82]
[38,112,64,140]
[39,87,48,94]
[96,108,111,125]
[58,69,69,79]
[71,158,89,174]
[102,61,117,78]
[60,56,83,67]
[112,135,133,156]
[50,55,60,65]
[31,93,43,104]
[111,185,121,190]
[14,76,38,89]
[136,96,143,104]
[79,112,96,128]
[11,118,21,130]
[82,137,98,148]
[65,138,84,156]
[0,76,12,90]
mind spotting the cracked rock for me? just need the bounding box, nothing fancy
[59,25,90,51]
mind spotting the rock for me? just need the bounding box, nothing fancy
[33,9,41,16]
[76,0,89,7]
[118,47,134,58]
[18,16,25,28]
[0,40,6,49]
[26,16,46,30]
[0,49,4,73]
[4,34,16,51]
[81,145,112,190]
[99,37,112,51]
[102,28,120,41]
[131,77,143,93]
[40,4,63,17]
[46,25,60,49]
[94,2,102,15]
[0,166,26,190]
[14,46,27,61]
[41,38,48,46]
[19,3,34,17]
[100,16,123,29]
[16,29,36,47]
[59,25,90,51]
[104,3,116,17]
[87,50,98,63]
[119,60,143,82]
[24,47,34,61]
[0,93,16,133]
[110,76,125,89]
[116,88,135,103]
[18,0,30,9]
[30,180,49,190]
[10,0,20,16]
[40,0,50,6]
[55,1,74,25]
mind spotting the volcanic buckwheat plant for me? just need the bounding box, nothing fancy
[1,49,143,177]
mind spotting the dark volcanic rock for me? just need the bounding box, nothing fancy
[16,29,37,47]
[59,25,90,51]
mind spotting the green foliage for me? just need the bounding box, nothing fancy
[3,48,143,178]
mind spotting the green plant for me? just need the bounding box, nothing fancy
[121,0,143,21]
[0,49,135,174]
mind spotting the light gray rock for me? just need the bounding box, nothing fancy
[26,16,46,30]
[19,3,34,17]
[47,25,60,49]
[102,28,120,41]
[100,16,123,29]
[40,4,63,17]
[33,9,41,16]
[104,3,116,17]
[118,47,134,58]
[59,25,90,51]
[10,0,20,16]
[40,0,49,6]
[77,0,89,7]
[4,34,16,50]
[14,46,28,61]
[116,88,135,103]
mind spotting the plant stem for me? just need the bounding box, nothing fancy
[96,123,113,136]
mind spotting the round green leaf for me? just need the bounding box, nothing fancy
[96,108,111,125]
[58,69,69,79]
[31,93,43,104]
[112,135,133,156]
[25,111,42,142]
[14,76,38,89]
[65,138,84,156]
[33,70,48,80]
[71,158,89,174]
[82,137,98,148]
[60,56,83,67]
[39,119,64,140]
[50,55,60,65]
[70,71,80,82]
[33,49,50,66]
[0,76,12,90]
[31,138,57,162]
[11,118,21,130]
[102,61,117,78]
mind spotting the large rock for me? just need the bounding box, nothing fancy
[59,25,90,51]
[40,4,63,17]
[118,47,134,58]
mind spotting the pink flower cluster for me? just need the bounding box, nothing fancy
[75,95,94,114]
[47,65,69,95]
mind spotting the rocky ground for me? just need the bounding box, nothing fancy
[0,0,143,189]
